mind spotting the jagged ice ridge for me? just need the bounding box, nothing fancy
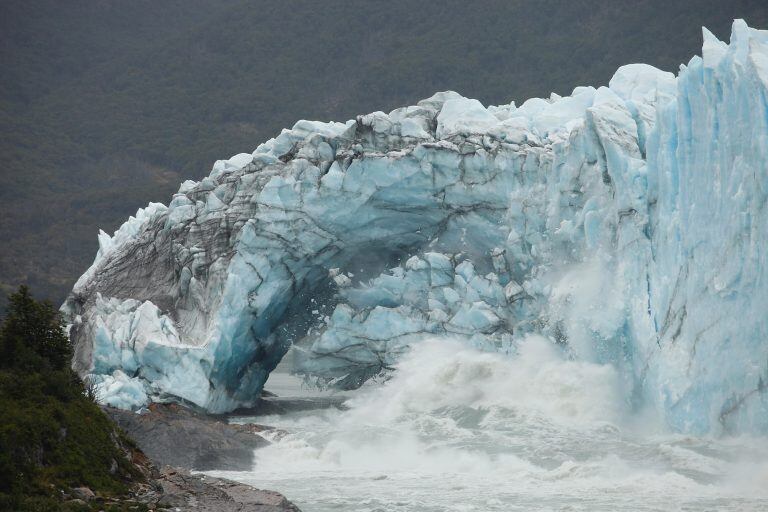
[63,21,768,434]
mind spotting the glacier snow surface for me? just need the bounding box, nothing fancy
[63,21,767,434]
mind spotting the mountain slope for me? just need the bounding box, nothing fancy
[1,0,767,309]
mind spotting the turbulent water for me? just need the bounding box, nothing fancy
[209,339,768,511]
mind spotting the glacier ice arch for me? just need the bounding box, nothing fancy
[63,21,767,435]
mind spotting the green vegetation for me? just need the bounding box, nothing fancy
[0,1,767,309]
[0,286,147,511]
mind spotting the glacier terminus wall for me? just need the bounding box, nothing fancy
[63,21,768,435]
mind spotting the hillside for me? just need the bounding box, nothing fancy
[0,286,150,510]
[1,0,767,308]
[0,285,301,511]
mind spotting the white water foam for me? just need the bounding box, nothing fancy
[209,338,768,511]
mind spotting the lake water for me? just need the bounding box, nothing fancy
[208,339,768,512]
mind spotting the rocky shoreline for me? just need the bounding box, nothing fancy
[96,403,302,511]
[73,463,301,511]
[106,403,271,471]
[91,383,351,510]
[140,467,300,512]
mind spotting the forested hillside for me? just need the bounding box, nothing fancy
[1,0,766,308]
[0,287,149,510]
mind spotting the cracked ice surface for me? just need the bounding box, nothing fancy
[64,21,768,434]
[295,254,520,390]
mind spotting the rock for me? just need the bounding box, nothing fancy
[157,492,187,507]
[155,467,301,512]
[236,395,348,416]
[105,403,268,471]
[71,486,95,501]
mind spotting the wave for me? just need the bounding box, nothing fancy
[209,339,768,511]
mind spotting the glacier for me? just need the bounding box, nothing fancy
[63,20,768,434]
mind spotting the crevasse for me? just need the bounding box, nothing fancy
[63,21,768,434]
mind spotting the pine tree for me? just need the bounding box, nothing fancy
[0,285,72,371]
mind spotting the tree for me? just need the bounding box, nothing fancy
[0,286,145,509]
[0,285,72,371]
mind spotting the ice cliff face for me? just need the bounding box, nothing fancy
[63,21,768,434]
